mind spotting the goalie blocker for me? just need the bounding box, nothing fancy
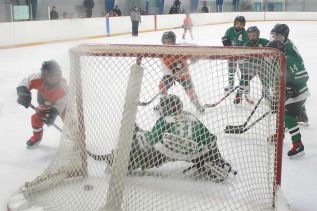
[90,94,233,182]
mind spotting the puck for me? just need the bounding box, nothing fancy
[84,184,93,191]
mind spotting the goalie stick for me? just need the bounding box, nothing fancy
[86,150,112,161]
[224,95,264,134]
[183,162,238,176]
[204,86,238,108]
[87,150,239,177]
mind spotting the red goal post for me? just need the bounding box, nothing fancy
[8,44,286,211]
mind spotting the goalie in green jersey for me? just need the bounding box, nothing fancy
[221,16,248,92]
[267,40,309,157]
[91,95,232,182]
[270,23,309,126]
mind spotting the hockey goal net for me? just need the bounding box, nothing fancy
[8,44,286,211]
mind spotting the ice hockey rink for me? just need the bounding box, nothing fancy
[0,21,316,211]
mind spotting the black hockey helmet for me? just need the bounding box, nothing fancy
[234,16,246,25]
[159,94,183,115]
[247,26,260,36]
[162,31,176,44]
[247,26,260,43]
[41,60,61,77]
[271,24,289,39]
[266,40,286,53]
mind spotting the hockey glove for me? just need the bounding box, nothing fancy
[169,62,185,76]
[221,36,232,46]
[17,86,31,108]
[162,75,175,90]
[41,107,58,126]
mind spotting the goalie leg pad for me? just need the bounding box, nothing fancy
[189,143,232,182]
[129,132,170,170]
[199,159,232,182]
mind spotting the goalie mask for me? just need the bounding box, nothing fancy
[270,24,289,41]
[159,94,183,116]
[41,60,62,86]
[247,26,260,44]
[266,40,286,53]
[162,31,176,45]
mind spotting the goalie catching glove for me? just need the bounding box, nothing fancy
[40,107,59,126]
[17,86,32,108]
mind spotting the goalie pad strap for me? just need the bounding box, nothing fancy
[136,132,151,150]
[154,133,216,161]
[203,161,232,182]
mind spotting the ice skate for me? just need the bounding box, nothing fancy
[26,136,42,148]
[233,96,242,104]
[287,141,305,157]
[233,91,242,104]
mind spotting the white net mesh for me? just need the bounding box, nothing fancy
[9,44,285,211]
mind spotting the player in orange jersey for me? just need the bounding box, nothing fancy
[157,31,205,113]
[16,60,68,148]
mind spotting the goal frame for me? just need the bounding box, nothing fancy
[8,44,287,211]
[71,44,287,210]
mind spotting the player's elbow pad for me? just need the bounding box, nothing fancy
[16,86,29,96]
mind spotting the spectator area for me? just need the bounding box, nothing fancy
[1,11,317,48]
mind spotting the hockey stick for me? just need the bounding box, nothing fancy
[225,110,274,134]
[224,95,264,134]
[30,104,63,132]
[183,162,238,176]
[86,150,110,161]
[204,86,239,108]
[182,163,197,174]
[138,92,161,106]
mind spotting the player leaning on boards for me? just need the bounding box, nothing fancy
[267,40,309,157]
[182,12,194,40]
[233,26,270,105]
[221,16,248,92]
[158,31,205,113]
[16,60,68,148]
[270,23,309,126]
[90,95,233,182]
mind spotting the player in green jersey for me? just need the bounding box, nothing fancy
[221,16,248,92]
[270,24,309,125]
[234,26,270,104]
[267,40,309,157]
[93,95,232,182]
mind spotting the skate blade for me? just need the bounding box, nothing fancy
[26,141,41,149]
[289,151,305,159]
[298,122,309,126]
